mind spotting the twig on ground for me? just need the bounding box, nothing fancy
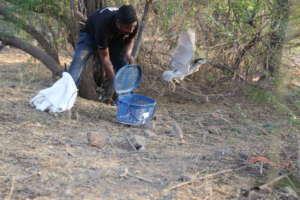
[125,135,137,151]
[108,136,115,150]
[120,168,153,184]
[172,121,185,143]
[162,166,247,194]
[256,126,269,135]
[4,177,15,200]
[104,127,117,155]
[127,173,153,184]
[260,162,264,175]
[180,84,207,98]
[259,174,289,190]
[124,134,147,168]
[211,112,232,126]
[213,188,232,196]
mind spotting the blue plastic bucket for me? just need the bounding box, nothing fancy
[116,94,156,126]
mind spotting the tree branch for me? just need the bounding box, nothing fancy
[233,32,261,70]
[0,33,63,76]
[206,60,265,89]
[0,5,60,63]
[132,0,153,58]
[4,0,77,48]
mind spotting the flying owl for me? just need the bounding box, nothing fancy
[162,29,206,82]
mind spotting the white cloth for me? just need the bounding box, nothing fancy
[30,72,78,113]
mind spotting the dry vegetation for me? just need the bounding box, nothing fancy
[0,48,299,200]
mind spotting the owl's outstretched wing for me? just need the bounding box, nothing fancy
[170,29,196,74]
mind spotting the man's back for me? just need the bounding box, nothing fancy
[83,7,137,50]
[83,7,118,48]
[84,7,117,34]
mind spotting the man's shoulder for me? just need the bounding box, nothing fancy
[99,7,119,13]
[88,6,118,21]
[97,7,119,16]
[87,7,117,30]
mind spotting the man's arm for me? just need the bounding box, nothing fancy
[98,48,115,80]
[123,38,135,64]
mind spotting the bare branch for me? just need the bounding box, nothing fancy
[233,32,261,70]
[132,0,153,58]
[0,5,60,63]
[0,33,63,76]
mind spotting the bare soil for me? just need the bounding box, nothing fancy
[0,48,299,200]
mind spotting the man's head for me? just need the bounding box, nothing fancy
[116,5,138,34]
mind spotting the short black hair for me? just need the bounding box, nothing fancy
[116,5,137,24]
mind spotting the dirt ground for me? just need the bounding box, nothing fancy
[0,48,299,200]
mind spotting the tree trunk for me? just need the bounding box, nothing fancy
[78,54,103,100]
[132,0,152,58]
[75,0,105,100]
[0,33,62,76]
[264,0,289,77]
[84,0,106,16]
[233,32,261,71]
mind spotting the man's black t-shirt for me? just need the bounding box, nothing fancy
[83,7,138,50]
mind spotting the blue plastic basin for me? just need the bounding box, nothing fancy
[116,94,156,126]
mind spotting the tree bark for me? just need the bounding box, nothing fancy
[0,33,62,76]
[78,54,103,100]
[80,0,106,17]
[233,32,261,71]
[132,0,152,58]
[264,0,289,77]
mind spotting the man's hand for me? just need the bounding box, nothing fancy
[100,79,115,105]
[123,38,135,64]
[124,54,134,64]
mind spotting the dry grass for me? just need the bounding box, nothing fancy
[0,48,299,199]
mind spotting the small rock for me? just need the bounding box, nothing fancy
[165,122,185,144]
[207,126,222,135]
[177,175,191,182]
[120,168,129,178]
[283,186,299,199]
[239,152,249,160]
[202,95,209,103]
[214,150,232,158]
[144,129,156,137]
[71,111,80,120]
[165,130,176,137]
[172,122,184,140]
[128,135,146,151]
[248,190,267,200]
[87,132,107,149]
[144,121,156,130]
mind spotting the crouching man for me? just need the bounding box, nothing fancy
[68,5,139,103]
